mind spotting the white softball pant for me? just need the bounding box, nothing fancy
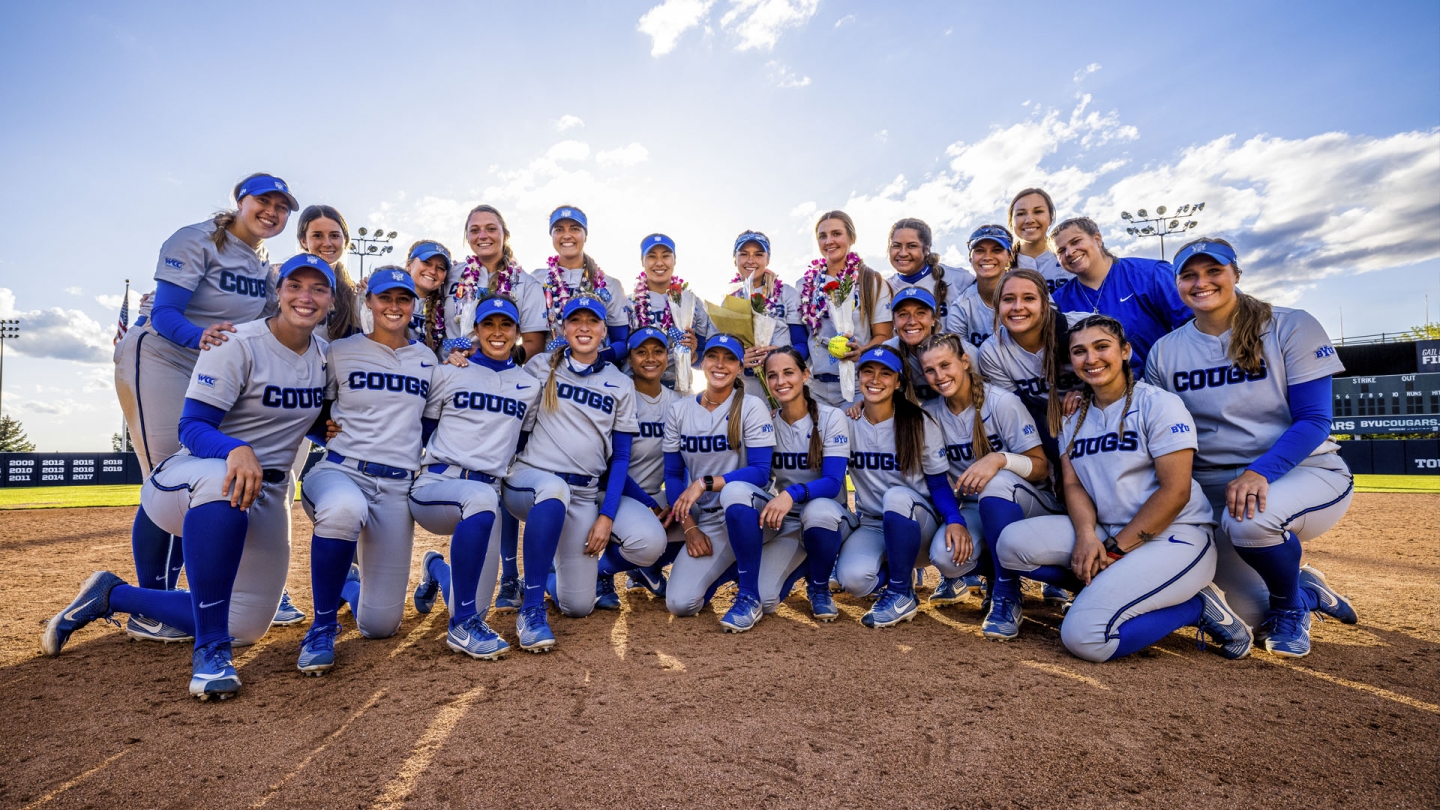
[929,471,1062,578]
[140,453,290,646]
[408,470,504,621]
[502,463,666,619]
[301,459,417,639]
[114,326,198,476]
[1195,452,1354,628]
[834,485,935,598]
[998,515,1217,662]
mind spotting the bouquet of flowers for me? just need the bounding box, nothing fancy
[670,279,697,393]
[820,255,862,401]
[743,279,783,356]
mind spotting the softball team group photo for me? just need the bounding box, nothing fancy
[39,174,1359,701]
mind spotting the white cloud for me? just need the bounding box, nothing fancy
[546,140,592,162]
[720,0,819,51]
[596,143,651,167]
[638,0,714,56]
[64,286,82,295]
[875,129,889,143]
[95,289,142,311]
[0,288,114,363]
[834,14,854,27]
[556,114,585,131]
[766,60,811,88]
[1074,63,1101,82]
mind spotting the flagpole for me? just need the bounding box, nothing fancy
[120,279,131,453]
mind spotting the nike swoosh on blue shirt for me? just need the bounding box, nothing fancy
[1120,294,1134,302]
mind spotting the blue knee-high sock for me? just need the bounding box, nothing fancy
[596,543,636,578]
[340,574,361,610]
[131,506,175,590]
[449,512,496,625]
[702,562,740,606]
[430,554,452,605]
[111,584,196,633]
[1110,596,1204,660]
[521,499,566,610]
[802,527,843,590]
[1234,532,1314,611]
[979,497,1025,600]
[500,509,520,581]
[1028,564,1086,594]
[780,561,807,603]
[882,511,922,593]
[724,504,765,599]
[310,535,356,630]
[181,502,248,648]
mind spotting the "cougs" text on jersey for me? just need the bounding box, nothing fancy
[1170,360,1268,392]
[1067,430,1140,459]
[347,371,431,397]
[451,391,528,420]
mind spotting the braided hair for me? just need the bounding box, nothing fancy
[918,333,992,460]
[1064,314,1136,455]
[763,347,824,470]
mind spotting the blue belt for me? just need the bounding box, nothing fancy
[262,469,287,484]
[814,373,840,383]
[557,472,593,486]
[327,451,415,480]
[700,505,723,514]
[427,463,496,483]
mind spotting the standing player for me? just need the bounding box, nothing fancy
[662,335,778,631]
[886,217,974,335]
[952,225,1015,348]
[1146,238,1356,657]
[1008,187,1071,293]
[113,173,297,643]
[919,333,1058,606]
[1050,216,1192,377]
[404,241,451,352]
[44,254,333,700]
[294,269,432,675]
[443,204,548,360]
[993,314,1252,661]
[501,296,665,650]
[630,233,711,387]
[410,296,540,659]
[536,206,630,360]
[833,345,966,628]
[730,230,807,401]
[798,211,894,407]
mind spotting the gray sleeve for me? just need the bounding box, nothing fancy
[820,407,852,458]
[423,366,450,420]
[994,393,1042,454]
[1279,310,1345,384]
[742,397,777,447]
[783,285,805,327]
[921,416,949,476]
[517,280,549,335]
[605,285,631,327]
[977,339,1015,392]
[185,335,250,410]
[154,226,211,291]
[662,399,683,453]
[323,343,340,398]
[1146,389,1200,458]
[612,379,639,434]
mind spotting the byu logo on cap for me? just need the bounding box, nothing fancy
[1194,242,1209,252]
[391,270,405,281]
[562,209,573,217]
[653,236,662,242]
[276,180,287,191]
[306,255,319,265]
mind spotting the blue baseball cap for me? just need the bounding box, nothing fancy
[702,333,743,362]
[561,295,607,321]
[550,206,588,231]
[408,241,451,266]
[278,253,335,288]
[733,231,771,255]
[1172,240,1238,273]
[236,174,298,210]
[366,267,416,296]
[857,346,902,374]
[968,225,1014,253]
[475,296,520,324]
[891,286,937,313]
[641,233,676,258]
[628,326,670,352]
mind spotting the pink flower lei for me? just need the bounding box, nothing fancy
[543,255,611,348]
[798,252,862,332]
[730,271,785,317]
[633,271,682,331]
[455,254,521,302]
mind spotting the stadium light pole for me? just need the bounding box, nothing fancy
[348,227,398,279]
[0,320,19,419]
[1119,203,1205,261]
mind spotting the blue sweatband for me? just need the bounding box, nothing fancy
[925,472,965,526]
[1247,377,1334,483]
[600,432,634,520]
[785,455,847,502]
[151,280,205,349]
[178,398,246,459]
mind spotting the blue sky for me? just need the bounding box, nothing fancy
[2,0,1438,450]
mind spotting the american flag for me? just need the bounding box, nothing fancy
[113,284,130,345]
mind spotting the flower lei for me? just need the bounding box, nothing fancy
[798,252,862,332]
[730,271,785,318]
[543,255,612,350]
[633,272,688,345]
[438,255,525,353]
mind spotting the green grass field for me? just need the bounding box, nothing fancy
[0,475,1436,510]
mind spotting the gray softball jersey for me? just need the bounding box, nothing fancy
[323,334,435,470]
[423,361,542,477]
[769,403,851,496]
[662,390,776,509]
[847,412,949,518]
[518,352,638,478]
[631,386,680,497]
[923,386,1042,477]
[154,219,275,329]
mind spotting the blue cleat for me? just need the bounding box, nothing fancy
[447,615,510,660]
[1300,565,1358,625]
[720,593,764,633]
[413,550,443,614]
[929,576,966,607]
[272,589,306,626]
[1042,583,1072,606]
[297,624,339,675]
[862,588,919,628]
[595,575,621,611]
[1194,583,1253,660]
[961,574,985,597]
[41,571,123,656]
[126,614,193,644]
[190,639,241,700]
[1262,607,1311,658]
[626,567,668,598]
[807,586,839,622]
[981,593,1023,640]
[516,605,556,652]
[494,575,523,613]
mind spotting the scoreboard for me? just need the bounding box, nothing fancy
[1331,373,1440,435]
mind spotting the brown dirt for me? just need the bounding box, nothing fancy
[1,494,1437,809]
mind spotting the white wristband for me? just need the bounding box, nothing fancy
[1002,452,1033,478]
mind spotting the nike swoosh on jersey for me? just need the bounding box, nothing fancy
[1166,536,1192,545]
[516,385,532,389]
[199,599,225,609]
[1120,294,1134,302]
[421,363,434,368]
[603,382,619,388]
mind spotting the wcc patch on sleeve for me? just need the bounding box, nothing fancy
[196,373,216,387]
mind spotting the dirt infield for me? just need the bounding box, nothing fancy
[2,494,1437,809]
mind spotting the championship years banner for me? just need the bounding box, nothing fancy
[1,453,142,487]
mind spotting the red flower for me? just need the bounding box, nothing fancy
[822,280,840,293]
